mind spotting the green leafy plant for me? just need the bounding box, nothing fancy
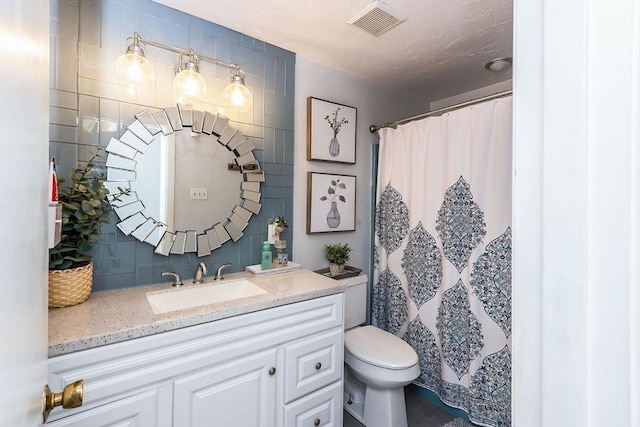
[323,242,351,265]
[274,216,288,228]
[319,179,346,203]
[49,150,114,270]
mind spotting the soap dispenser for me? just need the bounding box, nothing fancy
[261,241,272,271]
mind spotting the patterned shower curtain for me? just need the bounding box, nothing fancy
[373,97,512,427]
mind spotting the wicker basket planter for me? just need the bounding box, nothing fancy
[48,262,93,308]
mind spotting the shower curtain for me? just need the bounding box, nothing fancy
[373,97,512,427]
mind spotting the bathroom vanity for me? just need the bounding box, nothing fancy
[47,270,345,426]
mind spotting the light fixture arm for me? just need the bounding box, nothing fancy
[132,32,242,74]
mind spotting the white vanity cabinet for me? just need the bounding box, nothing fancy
[47,293,344,427]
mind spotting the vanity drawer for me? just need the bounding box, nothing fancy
[283,381,342,427]
[284,328,343,403]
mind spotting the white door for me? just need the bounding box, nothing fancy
[0,1,51,425]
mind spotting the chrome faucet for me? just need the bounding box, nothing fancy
[214,263,232,281]
[193,262,208,283]
[161,271,183,287]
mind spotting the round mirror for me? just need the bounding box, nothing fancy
[104,105,264,257]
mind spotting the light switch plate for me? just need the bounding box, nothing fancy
[190,188,208,200]
[268,224,276,244]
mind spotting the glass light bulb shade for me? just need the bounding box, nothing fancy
[222,80,253,113]
[114,53,155,86]
[173,69,207,102]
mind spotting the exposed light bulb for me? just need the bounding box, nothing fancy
[222,74,253,113]
[173,58,207,103]
[114,42,155,88]
[174,69,206,99]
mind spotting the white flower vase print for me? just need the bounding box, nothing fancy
[320,179,346,228]
[325,108,349,157]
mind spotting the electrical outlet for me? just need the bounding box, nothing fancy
[190,188,208,200]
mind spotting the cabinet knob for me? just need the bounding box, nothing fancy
[314,418,320,426]
[42,380,84,423]
[315,362,322,370]
[269,367,276,376]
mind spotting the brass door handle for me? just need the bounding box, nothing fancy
[42,380,83,423]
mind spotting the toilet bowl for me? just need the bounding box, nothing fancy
[341,275,420,427]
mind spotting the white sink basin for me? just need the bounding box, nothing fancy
[146,279,269,314]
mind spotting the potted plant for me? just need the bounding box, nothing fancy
[274,216,288,239]
[323,242,351,277]
[48,150,114,308]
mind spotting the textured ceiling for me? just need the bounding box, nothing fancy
[153,0,513,102]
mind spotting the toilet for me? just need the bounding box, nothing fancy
[342,274,420,427]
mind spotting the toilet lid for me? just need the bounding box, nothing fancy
[345,325,418,369]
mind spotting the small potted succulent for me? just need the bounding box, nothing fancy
[274,216,288,240]
[323,242,351,277]
[274,215,288,231]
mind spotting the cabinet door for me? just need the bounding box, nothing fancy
[174,349,277,427]
[47,388,169,427]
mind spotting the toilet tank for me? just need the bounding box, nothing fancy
[341,274,368,329]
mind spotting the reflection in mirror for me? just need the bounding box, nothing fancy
[105,106,264,257]
[171,131,242,231]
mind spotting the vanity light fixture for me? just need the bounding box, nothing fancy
[115,32,253,111]
[173,51,207,103]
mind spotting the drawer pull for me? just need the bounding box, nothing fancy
[269,367,276,376]
[314,418,320,426]
[315,362,322,370]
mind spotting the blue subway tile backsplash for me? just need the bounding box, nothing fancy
[50,0,295,291]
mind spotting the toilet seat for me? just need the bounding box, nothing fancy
[345,325,418,369]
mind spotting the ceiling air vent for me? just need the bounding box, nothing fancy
[347,0,407,37]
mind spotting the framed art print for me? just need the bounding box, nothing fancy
[307,172,356,233]
[307,97,357,164]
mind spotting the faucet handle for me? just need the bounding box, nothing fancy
[215,263,233,281]
[198,262,207,274]
[162,271,183,287]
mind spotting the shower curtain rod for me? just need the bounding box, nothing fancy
[369,89,513,133]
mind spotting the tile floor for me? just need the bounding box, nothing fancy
[343,386,457,427]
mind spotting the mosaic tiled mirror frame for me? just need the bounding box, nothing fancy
[104,104,264,257]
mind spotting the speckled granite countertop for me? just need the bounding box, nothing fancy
[48,269,344,357]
